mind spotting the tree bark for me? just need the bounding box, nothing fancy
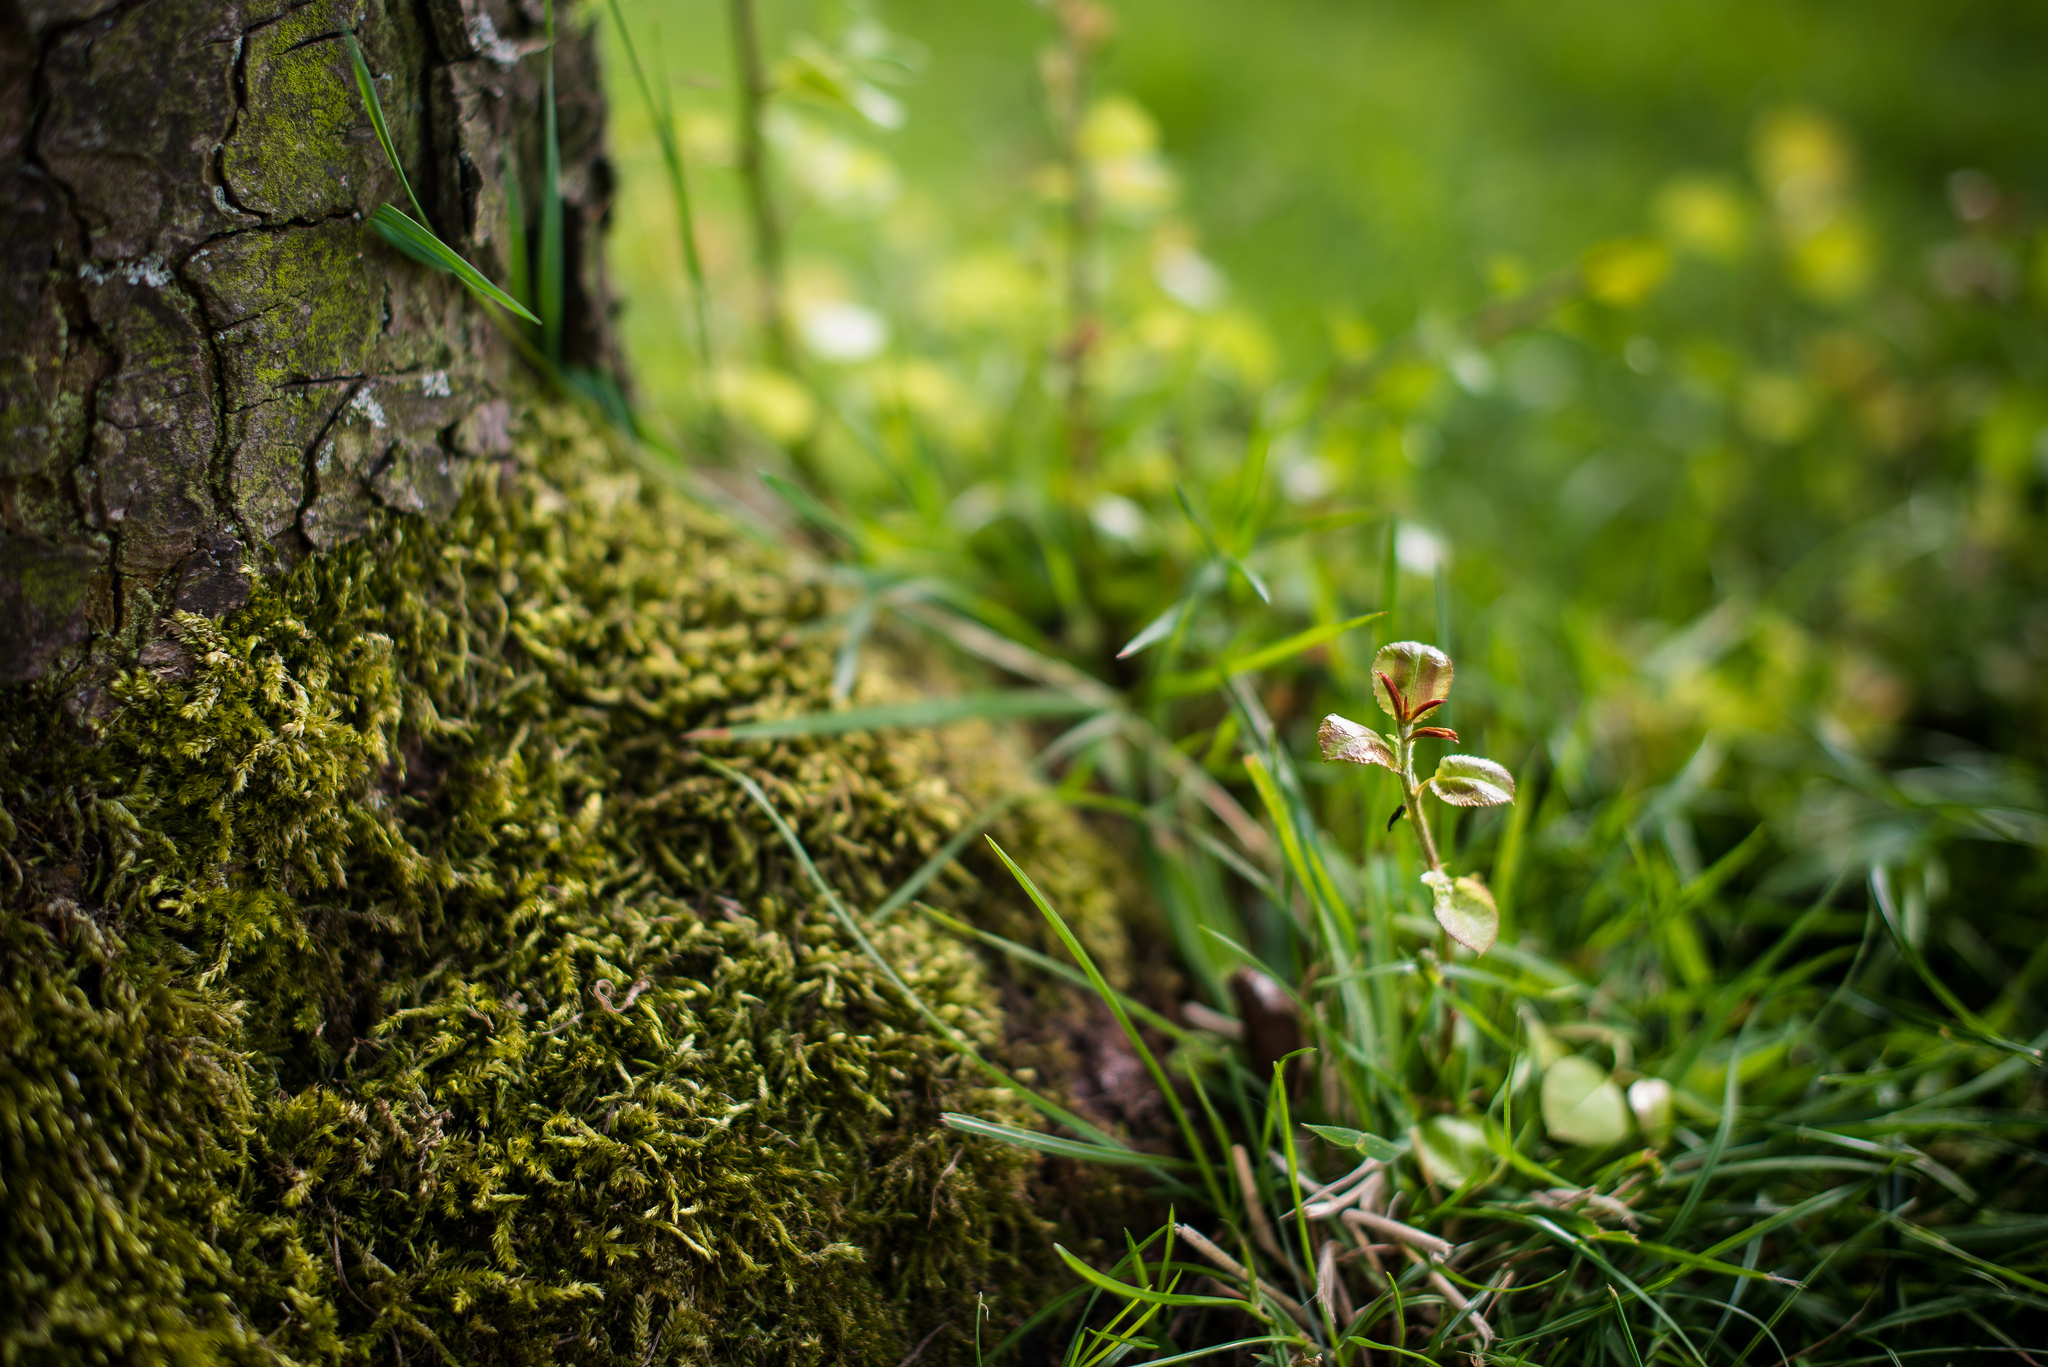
[0,0,612,682]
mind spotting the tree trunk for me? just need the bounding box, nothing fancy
[0,0,611,681]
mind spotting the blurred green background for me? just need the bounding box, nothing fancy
[594,0,2048,994]
[582,3,2048,1347]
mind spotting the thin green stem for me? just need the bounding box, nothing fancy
[728,0,792,368]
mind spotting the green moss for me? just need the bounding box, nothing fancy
[1,408,1130,1365]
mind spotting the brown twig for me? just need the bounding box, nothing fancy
[1232,1144,1288,1262]
[1176,1224,1314,1330]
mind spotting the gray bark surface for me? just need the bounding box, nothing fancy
[0,0,613,681]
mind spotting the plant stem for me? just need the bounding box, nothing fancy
[1398,722,1443,873]
[729,0,792,369]
[1044,0,1105,473]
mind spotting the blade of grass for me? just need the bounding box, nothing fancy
[344,32,428,226]
[870,795,1020,925]
[988,837,1226,1211]
[368,208,543,325]
[941,1114,1192,1171]
[345,35,540,325]
[1054,1246,1248,1310]
[917,905,1201,1046]
[605,0,713,375]
[682,691,1102,742]
[1175,484,1270,603]
[1151,611,1384,699]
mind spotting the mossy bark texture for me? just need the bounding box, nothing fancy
[3,409,1132,1364]
[1,4,1139,1363]
[2,0,611,679]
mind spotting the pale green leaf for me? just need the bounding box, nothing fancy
[1422,870,1500,954]
[1430,753,1517,807]
[1542,1055,1634,1147]
[1411,1114,1491,1187]
[1318,713,1398,771]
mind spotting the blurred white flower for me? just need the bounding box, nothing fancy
[1154,243,1227,311]
[1396,524,1447,575]
[800,301,889,363]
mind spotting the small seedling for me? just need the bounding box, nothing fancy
[1319,640,1515,953]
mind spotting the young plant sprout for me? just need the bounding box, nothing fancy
[1319,641,1515,954]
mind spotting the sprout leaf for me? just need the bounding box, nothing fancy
[1371,640,1454,720]
[1431,754,1516,807]
[1422,870,1499,954]
[1318,713,1397,771]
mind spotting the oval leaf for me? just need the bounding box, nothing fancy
[1318,714,1398,771]
[1411,1114,1491,1188]
[1371,640,1453,720]
[1430,754,1516,807]
[1422,870,1499,955]
[1541,1055,1633,1147]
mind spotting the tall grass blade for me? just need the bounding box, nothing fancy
[346,35,541,326]
[605,0,715,374]
[987,838,1226,1210]
[870,796,1018,925]
[369,207,542,324]
[344,32,428,226]
[682,691,1101,742]
[1152,611,1383,698]
[941,1114,1192,1171]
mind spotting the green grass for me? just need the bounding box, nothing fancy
[352,0,2048,1357]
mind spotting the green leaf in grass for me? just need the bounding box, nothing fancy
[1541,1054,1634,1147]
[368,207,543,325]
[1430,753,1517,807]
[1422,870,1500,955]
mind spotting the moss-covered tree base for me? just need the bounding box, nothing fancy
[0,407,1131,1366]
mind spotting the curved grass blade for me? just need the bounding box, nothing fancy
[917,905,1197,1045]
[1053,1245,1247,1309]
[870,795,1019,925]
[1118,595,1189,659]
[1153,611,1383,699]
[605,0,713,373]
[942,1114,1191,1171]
[369,207,543,325]
[346,35,540,328]
[344,32,428,225]
[681,690,1100,742]
[989,837,1225,1211]
[1175,484,1270,603]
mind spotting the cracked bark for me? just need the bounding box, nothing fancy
[0,0,614,681]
